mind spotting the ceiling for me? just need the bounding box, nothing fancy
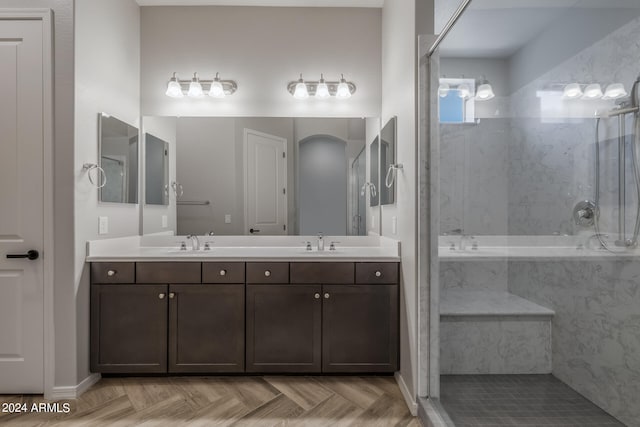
[135,0,383,7]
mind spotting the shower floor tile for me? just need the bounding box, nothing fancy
[440,375,625,427]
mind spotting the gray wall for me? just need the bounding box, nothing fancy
[140,6,382,118]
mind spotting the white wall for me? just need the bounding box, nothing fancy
[140,6,381,118]
[142,116,177,235]
[381,0,419,409]
[0,0,76,392]
[74,0,140,384]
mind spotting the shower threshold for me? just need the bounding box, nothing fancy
[439,375,625,427]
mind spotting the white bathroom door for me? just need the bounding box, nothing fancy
[244,129,288,235]
[0,18,46,393]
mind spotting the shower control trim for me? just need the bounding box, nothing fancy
[573,200,597,227]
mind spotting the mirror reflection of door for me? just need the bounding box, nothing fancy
[101,156,126,203]
[244,129,288,235]
[298,135,348,235]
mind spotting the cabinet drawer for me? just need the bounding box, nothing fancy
[202,262,245,284]
[290,263,354,284]
[246,263,289,284]
[137,262,201,283]
[91,262,135,284]
[355,263,399,284]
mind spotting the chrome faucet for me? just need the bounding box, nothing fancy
[186,234,200,251]
[459,235,475,251]
[317,233,325,251]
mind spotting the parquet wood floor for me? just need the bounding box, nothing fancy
[0,376,421,426]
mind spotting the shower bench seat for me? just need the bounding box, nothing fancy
[440,290,554,375]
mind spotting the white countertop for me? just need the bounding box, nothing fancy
[86,235,401,262]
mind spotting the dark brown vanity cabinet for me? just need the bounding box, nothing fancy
[90,283,168,373]
[91,262,244,374]
[91,260,399,375]
[246,262,399,373]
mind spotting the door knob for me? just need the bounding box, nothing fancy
[314,293,321,299]
[219,269,227,276]
[250,228,261,234]
[375,271,382,277]
[324,293,330,299]
[158,293,166,299]
[169,292,175,299]
[6,250,39,261]
[264,270,271,277]
[107,270,117,277]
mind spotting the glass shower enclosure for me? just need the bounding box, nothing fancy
[423,1,640,425]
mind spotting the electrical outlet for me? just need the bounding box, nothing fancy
[225,214,231,224]
[392,216,398,235]
[98,216,109,235]
[162,215,168,228]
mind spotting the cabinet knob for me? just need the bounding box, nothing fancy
[324,293,330,299]
[158,293,166,299]
[375,271,382,277]
[264,270,271,277]
[314,293,320,299]
[107,270,116,277]
[169,292,175,299]
[219,269,227,276]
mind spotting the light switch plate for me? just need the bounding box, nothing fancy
[162,215,168,228]
[98,216,109,235]
[225,214,231,224]
[392,216,398,235]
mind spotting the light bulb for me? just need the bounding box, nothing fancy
[315,74,330,99]
[476,83,495,101]
[563,83,583,99]
[583,83,603,99]
[457,83,471,99]
[336,74,351,99]
[165,73,183,98]
[293,74,309,99]
[209,73,225,98]
[187,73,204,98]
[438,82,450,98]
[603,83,627,100]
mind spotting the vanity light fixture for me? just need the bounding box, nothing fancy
[583,83,604,99]
[457,83,471,99]
[475,79,495,101]
[603,83,628,100]
[165,72,238,98]
[438,82,450,98]
[165,73,184,98]
[315,74,331,99]
[209,73,226,98]
[287,74,356,99]
[336,74,352,99]
[293,74,309,99]
[187,73,204,98]
[563,83,583,99]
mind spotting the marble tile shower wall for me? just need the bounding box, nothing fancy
[509,260,640,427]
[439,120,509,236]
[508,15,640,236]
[440,16,640,237]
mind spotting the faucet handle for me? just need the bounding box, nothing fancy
[204,242,211,250]
[329,241,340,251]
[180,241,187,251]
[302,241,312,251]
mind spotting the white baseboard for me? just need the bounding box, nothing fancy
[395,372,418,416]
[48,373,101,400]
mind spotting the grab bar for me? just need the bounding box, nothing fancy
[177,200,210,206]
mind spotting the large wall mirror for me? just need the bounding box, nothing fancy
[380,116,397,205]
[98,113,139,204]
[141,116,381,236]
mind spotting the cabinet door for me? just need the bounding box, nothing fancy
[246,284,321,373]
[90,284,168,373]
[322,284,398,373]
[169,284,244,373]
